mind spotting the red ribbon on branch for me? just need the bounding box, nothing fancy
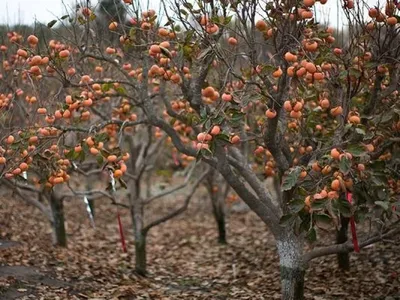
[117,211,127,253]
[172,151,180,166]
[346,192,359,253]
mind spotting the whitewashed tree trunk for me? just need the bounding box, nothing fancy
[276,231,305,300]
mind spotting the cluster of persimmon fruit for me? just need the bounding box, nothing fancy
[367,3,399,27]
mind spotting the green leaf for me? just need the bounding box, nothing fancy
[60,15,69,20]
[95,133,109,142]
[339,156,351,175]
[47,20,57,28]
[289,199,306,214]
[281,167,302,191]
[279,214,295,226]
[211,115,225,124]
[354,206,368,223]
[101,83,112,92]
[223,15,233,25]
[129,27,136,39]
[311,200,326,210]
[200,107,207,119]
[77,150,85,162]
[376,188,387,201]
[96,154,104,165]
[336,197,352,217]
[160,46,172,58]
[314,213,332,230]
[300,216,311,233]
[230,111,245,124]
[307,228,317,242]
[169,117,177,126]
[115,86,126,95]
[364,61,379,69]
[371,175,386,186]
[82,142,89,153]
[215,133,230,143]
[349,68,362,78]
[183,2,193,9]
[355,128,366,135]
[346,144,365,157]
[344,123,353,134]
[380,111,393,123]
[65,149,76,160]
[374,200,389,210]
[182,45,194,60]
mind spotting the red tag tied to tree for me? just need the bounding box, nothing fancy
[346,192,360,253]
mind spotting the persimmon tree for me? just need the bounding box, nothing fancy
[1,0,400,299]
[0,10,209,275]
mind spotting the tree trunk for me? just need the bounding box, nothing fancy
[206,170,228,244]
[49,192,67,247]
[210,193,227,244]
[135,231,147,276]
[276,232,305,300]
[336,215,350,270]
[130,179,146,275]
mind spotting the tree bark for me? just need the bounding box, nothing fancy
[276,232,305,300]
[134,231,147,276]
[130,179,146,275]
[48,192,67,247]
[206,170,228,244]
[210,192,227,244]
[336,215,350,270]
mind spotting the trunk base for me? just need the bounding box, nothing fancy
[216,216,227,244]
[337,216,350,270]
[280,266,305,300]
[277,235,305,300]
[135,235,147,276]
[49,193,67,247]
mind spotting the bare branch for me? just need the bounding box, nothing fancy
[142,167,209,233]
[228,148,281,216]
[143,162,196,204]
[303,224,400,263]
[211,144,281,235]
[0,179,53,222]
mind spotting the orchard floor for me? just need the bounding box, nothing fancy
[1,190,399,300]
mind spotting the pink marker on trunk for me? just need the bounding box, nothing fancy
[346,192,359,253]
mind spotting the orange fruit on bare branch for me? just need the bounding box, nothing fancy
[256,20,268,31]
[109,22,118,31]
[228,37,238,46]
[265,109,277,119]
[231,135,240,144]
[272,67,283,78]
[27,35,38,46]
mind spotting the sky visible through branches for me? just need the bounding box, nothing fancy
[1,0,377,27]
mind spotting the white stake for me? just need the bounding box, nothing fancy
[109,170,116,193]
[83,195,95,228]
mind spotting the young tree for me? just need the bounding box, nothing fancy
[0,14,208,274]
[1,0,400,299]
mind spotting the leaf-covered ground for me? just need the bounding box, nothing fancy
[1,188,399,300]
